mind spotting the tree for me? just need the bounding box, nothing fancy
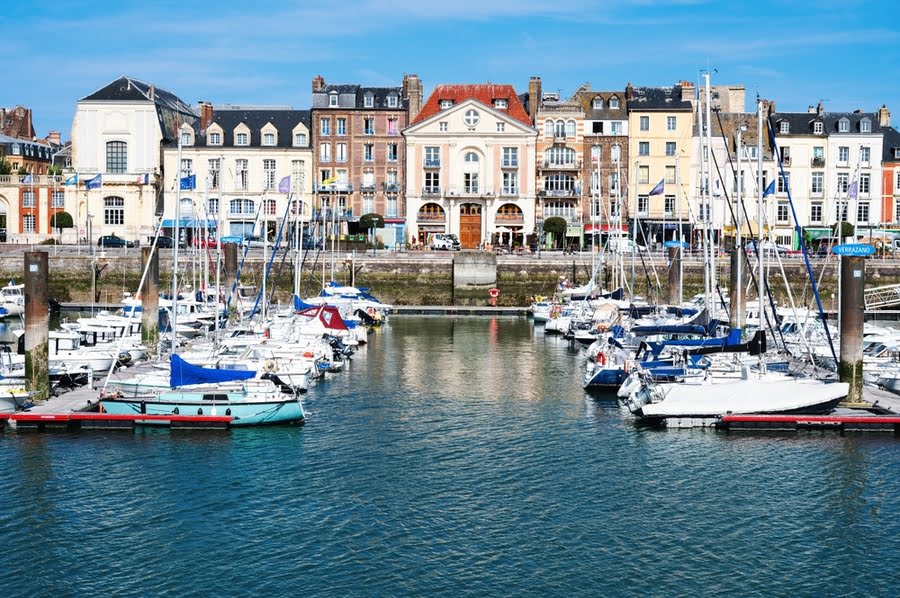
[0,159,10,175]
[358,213,385,231]
[48,164,63,176]
[50,211,74,233]
[543,217,567,249]
[832,221,855,241]
[16,166,28,176]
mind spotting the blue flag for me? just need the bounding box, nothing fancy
[649,178,665,196]
[22,174,33,184]
[278,175,291,194]
[85,174,102,190]
[848,179,858,201]
[180,174,196,190]
[65,174,79,186]
[763,180,775,197]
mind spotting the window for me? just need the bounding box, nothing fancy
[667,116,676,131]
[236,159,248,191]
[424,171,440,193]
[565,120,576,137]
[23,215,35,233]
[364,144,374,161]
[336,118,346,136]
[861,146,871,164]
[780,146,791,163]
[439,121,448,132]
[543,174,575,194]
[51,190,65,208]
[777,172,789,194]
[104,196,124,225]
[262,133,275,146]
[22,190,35,207]
[814,121,824,134]
[590,171,600,193]
[592,97,603,109]
[387,118,398,135]
[896,171,900,191]
[858,202,870,223]
[665,165,676,184]
[733,170,744,193]
[208,198,219,215]
[319,143,331,162]
[362,118,374,136]
[424,146,440,168]
[777,202,789,223]
[811,172,824,195]
[609,96,619,109]
[320,118,330,136]
[387,143,398,161]
[294,132,307,146]
[592,122,603,134]
[779,121,789,134]
[181,132,192,146]
[178,159,192,177]
[861,119,871,133]
[440,99,453,109]
[637,195,648,215]
[329,93,338,107]
[639,142,649,156]
[387,93,398,108]
[839,118,849,133]
[363,195,374,214]
[611,122,622,135]
[464,109,480,127]
[638,166,649,184]
[544,147,575,166]
[209,132,221,145]
[812,146,824,165]
[264,159,276,189]
[291,160,305,191]
[502,172,518,195]
[810,203,822,223]
[386,195,398,217]
[640,116,649,131]
[611,144,621,162]
[229,198,254,215]
[336,143,347,162]
[664,195,675,216]
[860,173,870,196]
[496,122,505,132]
[364,92,374,108]
[837,172,849,194]
[494,99,508,109]
[665,142,676,156]
[590,145,601,164]
[236,132,249,146]
[839,146,849,163]
[264,198,277,215]
[464,173,479,194]
[836,201,848,221]
[209,158,220,189]
[106,141,127,173]
[544,120,553,137]
[610,172,620,192]
[502,147,518,168]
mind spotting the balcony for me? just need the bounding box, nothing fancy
[422,186,441,196]
[424,159,441,168]
[417,210,446,222]
[811,157,825,167]
[541,208,581,224]
[359,184,376,193]
[312,208,354,221]
[539,188,580,198]
[496,212,525,225]
[500,187,519,197]
[810,187,824,198]
[317,183,353,193]
[501,159,519,169]
[383,182,401,193]
[541,159,581,170]
[553,132,567,142]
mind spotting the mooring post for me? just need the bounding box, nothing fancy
[667,246,681,305]
[839,255,865,403]
[24,251,49,401]
[728,248,744,329]
[224,242,238,300]
[141,246,159,351]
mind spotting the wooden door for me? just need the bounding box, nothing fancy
[459,203,482,249]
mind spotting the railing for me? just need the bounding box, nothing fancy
[312,208,354,221]
[501,160,519,168]
[496,213,525,224]
[383,182,401,193]
[422,186,441,196]
[541,209,580,224]
[811,157,825,167]
[553,133,567,142]
[539,188,580,198]
[359,184,376,193]
[500,187,519,196]
[424,159,441,168]
[810,187,824,198]
[417,211,446,221]
[542,160,581,169]
[317,183,353,193]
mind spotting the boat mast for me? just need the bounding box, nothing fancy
[676,151,683,304]
[736,124,744,329]
[757,98,765,366]
[697,78,711,312]
[704,70,716,318]
[172,133,183,354]
[261,187,268,321]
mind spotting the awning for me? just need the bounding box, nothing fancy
[801,227,832,241]
[585,223,628,232]
[161,219,218,228]
[723,223,771,236]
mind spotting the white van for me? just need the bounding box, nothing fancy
[430,233,461,251]
[607,238,645,253]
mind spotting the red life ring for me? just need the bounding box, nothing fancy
[488,288,500,298]
[596,352,607,366]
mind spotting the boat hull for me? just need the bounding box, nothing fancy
[100,396,305,426]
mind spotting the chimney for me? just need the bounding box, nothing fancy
[312,75,325,93]
[817,101,824,116]
[807,105,816,114]
[48,131,60,145]
[198,101,214,131]
[527,76,542,122]
[402,74,423,121]
[680,81,695,102]
[625,82,634,101]
[149,84,156,101]
[767,100,776,116]
[0,108,5,133]
[878,104,891,127]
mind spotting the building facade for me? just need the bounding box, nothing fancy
[161,104,313,245]
[881,121,900,225]
[403,84,537,249]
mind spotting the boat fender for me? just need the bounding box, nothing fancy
[596,352,607,366]
[226,408,231,416]
[197,408,203,415]
[173,407,179,415]
[263,359,277,373]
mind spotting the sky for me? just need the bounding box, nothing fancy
[3,0,899,138]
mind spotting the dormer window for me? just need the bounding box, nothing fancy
[440,99,453,109]
[294,132,307,147]
[209,132,221,145]
[839,118,849,133]
[779,121,790,134]
[493,99,508,109]
[364,92,374,108]
[236,132,249,146]
[386,93,398,108]
[861,118,871,133]
[593,97,603,110]
[895,148,900,159]
[329,92,338,107]
[609,96,620,109]
[180,132,192,146]
[263,133,275,146]
[813,121,824,134]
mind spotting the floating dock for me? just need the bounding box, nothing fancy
[717,414,900,433]
[2,412,233,431]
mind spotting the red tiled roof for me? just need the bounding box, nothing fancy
[411,84,532,126]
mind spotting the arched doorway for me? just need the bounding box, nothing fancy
[459,203,481,249]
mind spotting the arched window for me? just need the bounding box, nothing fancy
[592,96,603,110]
[464,152,480,164]
[566,120,576,137]
[463,152,480,193]
[555,120,565,137]
[229,198,255,215]
[106,141,127,174]
[419,202,446,220]
[544,120,553,137]
[545,147,576,167]
[179,198,193,216]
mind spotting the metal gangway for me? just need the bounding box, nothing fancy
[865,283,900,309]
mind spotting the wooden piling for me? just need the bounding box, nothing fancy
[839,255,865,403]
[24,251,49,401]
[141,246,159,350]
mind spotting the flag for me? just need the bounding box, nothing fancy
[763,180,775,197]
[137,173,150,185]
[85,174,102,190]
[649,178,665,196]
[179,174,196,190]
[321,176,337,186]
[848,179,858,201]
[278,175,291,194]
[65,174,79,186]
[22,174,33,184]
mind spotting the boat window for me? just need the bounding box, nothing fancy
[202,394,229,401]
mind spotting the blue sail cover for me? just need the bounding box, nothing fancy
[170,354,255,388]
[293,295,316,311]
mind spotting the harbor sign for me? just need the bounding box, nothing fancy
[832,243,875,256]
[663,240,689,248]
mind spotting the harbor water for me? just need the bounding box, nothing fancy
[2,316,899,596]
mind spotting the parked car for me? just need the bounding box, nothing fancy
[153,235,176,248]
[239,235,267,249]
[607,238,646,254]
[219,235,243,244]
[191,236,219,249]
[0,228,6,242]
[302,236,323,250]
[98,235,134,248]
[430,233,461,251]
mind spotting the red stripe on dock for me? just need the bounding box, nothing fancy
[9,413,233,423]
[721,414,900,424]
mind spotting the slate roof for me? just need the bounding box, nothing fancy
[412,84,531,126]
[627,85,693,112]
[80,76,194,114]
[702,112,774,157]
[571,86,627,120]
[315,84,406,110]
[771,110,884,136]
[883,126,900,162]
[165,108,311,149]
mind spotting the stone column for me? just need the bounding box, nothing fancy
[24,251,49,400]
[839,256,865,403]
[141,246,159,350]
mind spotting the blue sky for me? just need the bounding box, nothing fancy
[4,0,899,137]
